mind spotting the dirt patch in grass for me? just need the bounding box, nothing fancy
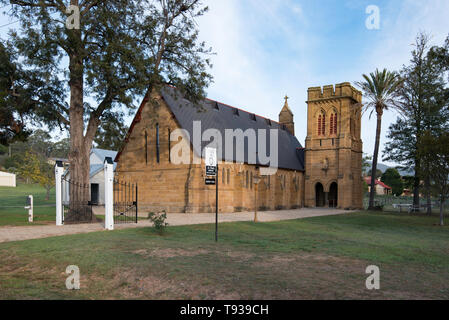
[111,269,241,300]
[220,250,255,261]
[132,248,209,259]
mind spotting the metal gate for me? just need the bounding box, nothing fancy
[113,179,138,224]
[61,177,93,224]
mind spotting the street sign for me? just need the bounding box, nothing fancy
[205,178,216,185]
[205,147,217,176]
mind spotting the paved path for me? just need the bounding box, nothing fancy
[0,208,351,243]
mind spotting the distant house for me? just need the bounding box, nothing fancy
[0,171,16,187]
[63,148,117,205]
[364,176,392,195]
[48,157,69,168]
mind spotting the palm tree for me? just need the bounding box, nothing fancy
[356,69,403,210]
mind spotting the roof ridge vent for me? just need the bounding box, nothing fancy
[250,113,256,121]
[265,119,272,126]
[233,108,239,116]
[213,101,219,110]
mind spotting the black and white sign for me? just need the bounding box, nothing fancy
[205,178,216,185]
[205,147,217,176]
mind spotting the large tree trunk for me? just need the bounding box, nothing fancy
[440,198,444,226]
[368,110,383,210]
[68,26,90,203]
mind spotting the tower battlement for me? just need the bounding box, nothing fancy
[307,82,362,103]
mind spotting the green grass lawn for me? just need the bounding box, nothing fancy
[0,211,448,299]
[0,184,56,226]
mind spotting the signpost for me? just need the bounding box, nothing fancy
[205,147,218,242]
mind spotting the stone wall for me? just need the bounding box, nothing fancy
[304,83,364,209]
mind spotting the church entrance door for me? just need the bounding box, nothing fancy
[315,183,325,207]
[329,182,338,208]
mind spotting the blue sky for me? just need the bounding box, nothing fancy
[1,1,449,166]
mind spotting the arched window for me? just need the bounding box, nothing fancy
[156,123,160,163]
[318,115,322,135]
[144,131,148,164]
[322,114,326,135]
[318,111,326,136]
[330,113,337,135]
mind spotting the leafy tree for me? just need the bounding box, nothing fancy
[16,151,54,199]
[429,35,449,79]
[25,130,53,158]
[3,152,24,174]
[367,169,382,179]
[94,113,128,151]
[2,0,213,200]
[418,131,449,226]
[362,153,372,175]
[402,175,415,193]
[356,69,403,210]
[0,40,65,146]
[383,33,449,213]
[381,168,404,196]
[51,137,70,159]
[0,144,7,155]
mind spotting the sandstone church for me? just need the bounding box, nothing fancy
[114,82,364,213]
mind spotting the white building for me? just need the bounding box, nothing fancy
[0,171,16,187]
[63,148,117,205]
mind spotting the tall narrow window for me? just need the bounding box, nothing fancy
[227,169,230,184]
[145,131,148,164]
[330,114,334,135]
[333,114,337,134]
[168,128,171,163]
[156,124,160,163]
[330,113,337,135]
[318,115,322,135]
[322,114,326,135]
[246,171,249,188]
[250,172,253,189]
[222,168,225,184]
[318,112,326,136]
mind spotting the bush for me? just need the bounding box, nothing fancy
[148,211,168,234]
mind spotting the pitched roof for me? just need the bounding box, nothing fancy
[91,148,118,162]
[364,177,392,189]
[116,86,305,171]
[90,163,117,177]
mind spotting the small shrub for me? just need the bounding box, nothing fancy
[148,211,168,234]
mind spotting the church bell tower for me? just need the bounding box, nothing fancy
[304,83,363,209]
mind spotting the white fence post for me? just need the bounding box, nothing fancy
[55,161,64,226]
[27,195,33,222]
[104,157,114,230]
